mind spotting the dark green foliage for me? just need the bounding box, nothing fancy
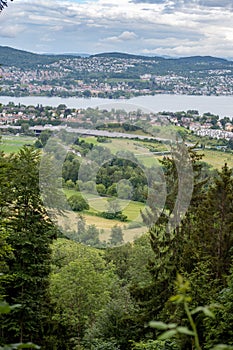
[131,339,179,349]
[34,130,52,148]
[68,193,89,211]
[84,283,139,350]
[0,139,232,349]
[0,147,56,348]
[194,164,233,280]
[100,211,128,222]
[62,152,80,183]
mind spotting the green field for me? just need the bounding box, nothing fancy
[198,150,233,170]
[79,137,165,167]
[63,188,146,221]
[0,135,35,153]
[62,188,148,242]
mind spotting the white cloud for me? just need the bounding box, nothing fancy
[0,0,233,58]
[103,31,138,43]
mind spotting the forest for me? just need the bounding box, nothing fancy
[0,138,233,350]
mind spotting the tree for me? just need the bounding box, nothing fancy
[50,239,114,348]
[194,164,233,280]
[109,225,124,246]
[68,193,89,211]
[0,147,56,347]
[205,265,233,347]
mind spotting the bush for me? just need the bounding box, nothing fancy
[68,194,89,211]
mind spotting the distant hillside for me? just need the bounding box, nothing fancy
[90,52,233,75]
[91,52,165,61]
[0,46,233,77]
[92,52,229,63]
[0,46,78,68]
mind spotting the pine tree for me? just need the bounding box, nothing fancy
[1,147,56,348]
[195,163,233,280]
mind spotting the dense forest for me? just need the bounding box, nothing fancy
[0,140,233,350]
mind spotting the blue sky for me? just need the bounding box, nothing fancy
[0,0,233,58]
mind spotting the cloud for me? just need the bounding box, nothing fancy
[131,0,165,3]
[103,31,138,43]
[0,24,25,38]
[0,0,233,58]
[131,0,233,8]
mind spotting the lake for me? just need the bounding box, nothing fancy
[1,94,233,119]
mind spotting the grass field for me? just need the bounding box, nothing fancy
[63,188,146,222]
[62,187,148,242]
[57,209,147,244]
[0,135,35,153]
[79,137,165,167]
[198,150,233,170]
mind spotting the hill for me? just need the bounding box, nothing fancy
[0,46,232,71]
[0,46,78,68]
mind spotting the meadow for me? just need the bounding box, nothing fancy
[0,135,35,153]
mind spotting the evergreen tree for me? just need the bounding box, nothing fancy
[0,147,56,348]
[194,164,233,280]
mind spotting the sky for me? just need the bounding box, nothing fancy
[0,0,233,58]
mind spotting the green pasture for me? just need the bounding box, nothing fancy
[63,188,146,222]
[198,150,233,170]
[62,187,148,242]
[0,135,35,153]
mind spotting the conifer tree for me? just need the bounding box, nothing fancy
[1,147,56,348]
[195,163,233,280]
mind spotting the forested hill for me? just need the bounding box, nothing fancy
[0,46,78,68]
[0,45,232,72]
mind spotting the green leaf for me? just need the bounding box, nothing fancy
[191,306,215,319]
[149,321,168,330]
[167,323,177,329]
[212,345,233,350]
[10,304,22,311]
[191,306,203,315]
[0,301,11,314]
[177,327,195,336]
[158,329,177,340]
[202,307,215,319]
[169,295,180,302]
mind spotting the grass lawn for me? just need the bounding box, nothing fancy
[0,135,35,153]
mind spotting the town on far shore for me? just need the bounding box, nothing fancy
[0,103,233,149]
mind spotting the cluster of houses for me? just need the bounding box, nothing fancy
[0,103,233,140]
[2,56,233,97]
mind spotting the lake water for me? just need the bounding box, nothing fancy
[1,94,233,119]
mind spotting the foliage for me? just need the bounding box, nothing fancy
[205,265,233,348]
[150,274,233,350]
[0,298,39,350]
[131,339,179,350]
[0,147,56,347]
[109,225,124,246]
[68,193,89,211]
[50,238,115,347]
